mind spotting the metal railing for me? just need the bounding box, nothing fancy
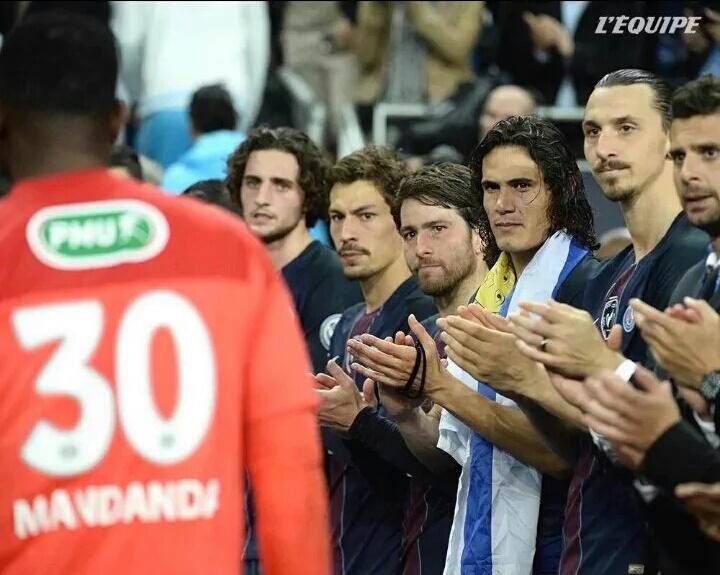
[372,103,430,145]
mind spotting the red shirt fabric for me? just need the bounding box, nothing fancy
[0,169,330,575]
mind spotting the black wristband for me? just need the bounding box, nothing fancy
[401,339,427,399]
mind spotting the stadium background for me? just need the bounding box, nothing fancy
[1,1,715,243]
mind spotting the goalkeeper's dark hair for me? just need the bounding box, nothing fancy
[0,12,118,116]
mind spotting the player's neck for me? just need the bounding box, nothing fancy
[434,259,488,317]
[621,161,681,262]
[12,148,108,182]
[266,224,313,270]
[509,247,540,279]
[9,120,111,181]
[361,254,411,313]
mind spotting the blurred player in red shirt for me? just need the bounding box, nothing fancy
[0,12,330,575]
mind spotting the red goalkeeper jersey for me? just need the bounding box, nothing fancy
[0,169,330,575]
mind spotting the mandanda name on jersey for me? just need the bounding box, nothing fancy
[13,477,220,540]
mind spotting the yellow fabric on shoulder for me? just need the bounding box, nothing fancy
[473,252,516,314]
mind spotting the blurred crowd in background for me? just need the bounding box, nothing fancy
[4,4,720,575]
[0,0,718,252]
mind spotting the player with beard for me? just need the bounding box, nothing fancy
[499,70,709,575]
[227,126,362,373]
[577,75,720,575]
[397,164,488,352]
[317,163,486,574]
[315,146,438,575]
[348,117,599,575]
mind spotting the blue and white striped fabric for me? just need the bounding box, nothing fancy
[438,231,589,575]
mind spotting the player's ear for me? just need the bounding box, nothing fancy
[471,226,483,257]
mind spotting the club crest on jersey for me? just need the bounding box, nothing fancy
[600,296,619,339]
[319,313,342,351]
[27,200,169,270]
[623,306,635,333]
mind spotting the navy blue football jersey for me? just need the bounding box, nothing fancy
[282,240,363,372]
[561,214,707,575]
[326,277,438,575]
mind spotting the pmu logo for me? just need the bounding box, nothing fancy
[596,16,703,35]
[27,200,169,269]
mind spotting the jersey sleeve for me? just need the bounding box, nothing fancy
[348,407,459,496]
[642,420,720,488]
[242,256,330,575]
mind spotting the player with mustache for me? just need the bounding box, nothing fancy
[502,69,709,575]
[316,162,487,574]
[318,145,438,575]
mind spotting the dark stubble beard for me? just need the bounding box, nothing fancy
[603,183,638,204]
[259,216,304,245]
[418,254,477,298]
[697,214,720,239]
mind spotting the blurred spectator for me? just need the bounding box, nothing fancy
[490,2,656,106]
[693,4,720,76]
[280,2,358,148]
[409,83,536,167]
[354,1,484,119]
[478,84,537,140]
[109,144,143,181]
[182,178,241,215]
[655,2,720,87]
[597,227,632,260]
[112,1,269,168]
[685,3,720,78]
[109,143,165,185]
[161,84,245,195]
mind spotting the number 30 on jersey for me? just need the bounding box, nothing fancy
[12,290,217,477]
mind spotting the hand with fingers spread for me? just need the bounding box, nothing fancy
[631,297,720,389]
[676,483,720,542]
[347,314,449,400]
[437,303,544,399]
[508,299,624,379]
[580,366,681,470]
[315,359,370,434]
